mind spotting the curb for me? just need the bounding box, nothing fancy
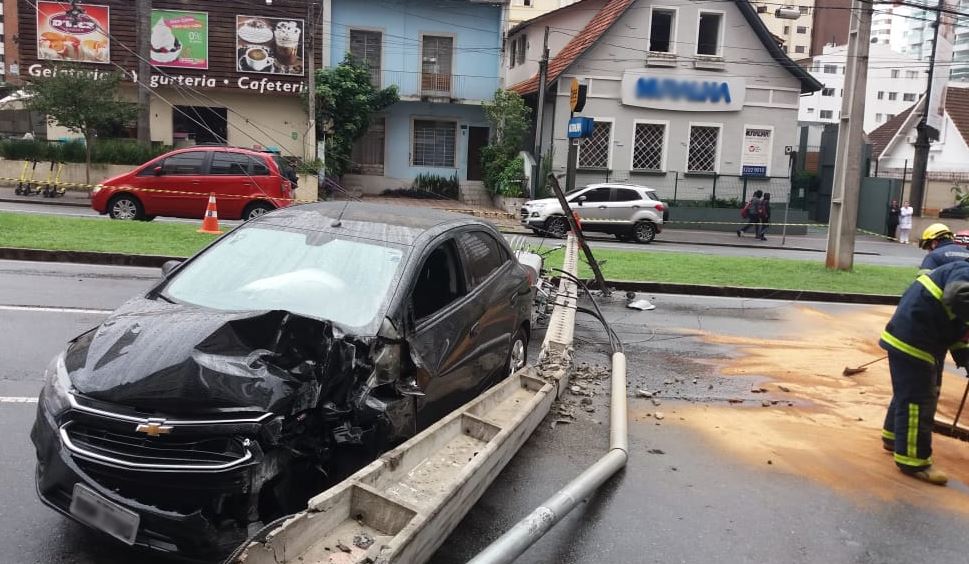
[0,196,89,208]
[0,247,177,268]
[602,279,899,306]
[1,247,901,305]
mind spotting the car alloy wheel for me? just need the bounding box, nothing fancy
[508,329,528,376]
[633,221,656,244]
[244,203,274,221]
[109,196,141,220]
[546,216,568,238]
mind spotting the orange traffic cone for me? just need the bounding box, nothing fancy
[198,194,223,234]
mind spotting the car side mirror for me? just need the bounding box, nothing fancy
[577,195,586,206]
[153,166,163,176]
[160,259,182,278]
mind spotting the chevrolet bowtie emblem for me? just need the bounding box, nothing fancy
[135,419,173,437]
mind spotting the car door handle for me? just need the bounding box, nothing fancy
[469,321,482,339]
[631,205,640,209]
[598,205,607,209]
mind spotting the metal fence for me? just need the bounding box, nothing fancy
[570,169,795,208]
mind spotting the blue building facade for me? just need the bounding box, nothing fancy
[326,0,505,192]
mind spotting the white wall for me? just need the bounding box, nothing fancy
[504,0,604,88]
[798,43,925,132]
[880,102,969,171]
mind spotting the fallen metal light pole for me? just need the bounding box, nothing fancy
[468,351,628,564]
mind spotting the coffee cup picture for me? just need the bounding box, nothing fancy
[244,46,273,71]
[236,16,304,75]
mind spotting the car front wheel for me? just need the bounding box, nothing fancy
[508,326,529,376]
[545,216,569,238]
[108,194,144,220]
[633,221,657,244]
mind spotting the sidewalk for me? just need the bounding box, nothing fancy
[0,186,90,207]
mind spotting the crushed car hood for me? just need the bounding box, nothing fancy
[64,298,340,414]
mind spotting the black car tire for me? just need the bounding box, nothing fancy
[108,194,144,221]
[545,216,569,238]
[508,326,529,376]
[633,221,657,244]
[243,201,275,221]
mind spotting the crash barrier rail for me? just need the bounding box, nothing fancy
[229,236,581,564]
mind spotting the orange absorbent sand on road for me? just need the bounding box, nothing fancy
[660,305,969,515]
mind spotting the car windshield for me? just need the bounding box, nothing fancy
[162,226,405,330]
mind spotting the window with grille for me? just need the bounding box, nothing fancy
[823,64,837,73]
[903,92,916,101]
[649,9,675,53]
[877,91,884,99]
[412,120,456,167]
[577,121,611,169]
[422,35,454,94]
[796,26,807,33]
[516,35,526,65]
[350,30,382,87]
[686,125,719,173]
[352,118,385,175]
[888,92,898,100]
[819,110,833,119]
[822,88,834,97]
[632,122,665,171]
[795,45,805,53]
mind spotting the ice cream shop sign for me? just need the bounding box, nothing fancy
[25,64,309,94]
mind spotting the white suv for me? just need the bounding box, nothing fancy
[520,183,669,243]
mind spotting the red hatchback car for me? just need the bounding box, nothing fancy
[92,146,297,221]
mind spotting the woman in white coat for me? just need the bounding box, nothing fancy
[898,200,914,244]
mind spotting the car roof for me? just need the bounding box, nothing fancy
[585,183,655,191]
[255,201,497,247]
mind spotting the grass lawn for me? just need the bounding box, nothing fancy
[0,212,220,257]
[543,247,916,296]
[0,212,915,295]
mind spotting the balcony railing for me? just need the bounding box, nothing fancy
[421,72,452,96]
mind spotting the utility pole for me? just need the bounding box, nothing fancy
[825,0,872,271]
[136,0,151,144]
[306,0,320,198]
[532,27,550,199]
[908,0,945,216]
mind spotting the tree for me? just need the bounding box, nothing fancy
[313,55,399,179]
[23,64,137,184]
[481,90,532,197]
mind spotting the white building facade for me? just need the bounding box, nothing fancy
[506,0,821,201]
[798,43,926,132]
[751,0,814,57]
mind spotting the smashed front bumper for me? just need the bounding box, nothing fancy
[31,399,268,559]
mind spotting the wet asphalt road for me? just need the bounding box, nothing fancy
[3,261,968,563]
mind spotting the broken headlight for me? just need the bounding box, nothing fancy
[39,352,72,417]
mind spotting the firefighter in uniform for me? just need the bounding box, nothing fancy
[918,223,969,275]
[880,260,969,485]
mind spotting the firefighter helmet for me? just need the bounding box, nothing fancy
[919,223,954,249]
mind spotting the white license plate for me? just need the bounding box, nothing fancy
[69,483,140,545]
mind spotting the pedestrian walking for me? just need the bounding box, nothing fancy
[918,223,969,274]
[755,192,772,240]
[737,190,762,237]
[887,199,900,239]
[899,201,914,244]
[880,260,969,486]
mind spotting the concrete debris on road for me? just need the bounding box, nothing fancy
[655,412,665,420]
[636,389,653,398]
[652,398,662,406]
[627,299,656,311]
[778,385,791,392]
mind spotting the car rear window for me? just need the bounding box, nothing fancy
[252,157,270,176]
[612,188,641,202]
[209,152,252,175]
[273,156,296,180]
[162,227,406,330]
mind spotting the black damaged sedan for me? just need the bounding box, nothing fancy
[31,202,533,560]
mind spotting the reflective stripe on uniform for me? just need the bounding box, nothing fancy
[907,403,919,459]
[916,275,956,319]
[882,429,895,440]
[917,268,932,277]
[894,452,932,468]
[950,341,969,352]
[880,330,937,365]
